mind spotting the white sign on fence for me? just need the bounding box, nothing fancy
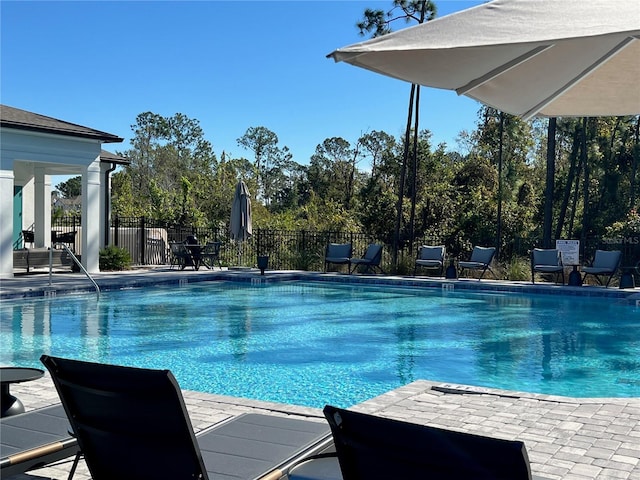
[556,239,580,266]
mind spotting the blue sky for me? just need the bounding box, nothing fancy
[1,0,485,172]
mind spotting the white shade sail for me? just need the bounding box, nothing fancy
[328,0,640,120]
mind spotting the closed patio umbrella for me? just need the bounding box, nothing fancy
[328,0,640,120]
[230,180,252,265]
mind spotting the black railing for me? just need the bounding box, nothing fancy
[49,216,640,276]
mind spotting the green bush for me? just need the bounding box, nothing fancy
[390,254,414,275]
[99,246,131,271]
[501,256,530,281]
[290,249,323,271]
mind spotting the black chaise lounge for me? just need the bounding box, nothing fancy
[40,355,332,480]
[0,404,79,478]
[289,405,538,480]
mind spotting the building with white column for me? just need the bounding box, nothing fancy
[0,105,124,277]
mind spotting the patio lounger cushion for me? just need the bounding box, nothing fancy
[41,355,331,480]
[199,413,331,480]
[0,404,79,477]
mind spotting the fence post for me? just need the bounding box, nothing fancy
[72,215,77,252]
[140,216,146,265]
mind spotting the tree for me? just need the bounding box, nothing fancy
[308,137,365,210]
[56,176,81,198]
[358,0,437,265]
[114,112,217,224]
[542,118,557,248]
[467,106,536,255]
[237,126,295,208]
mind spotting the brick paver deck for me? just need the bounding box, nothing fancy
[5,376,639,480]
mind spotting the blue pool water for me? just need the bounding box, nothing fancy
[1,281,639,407]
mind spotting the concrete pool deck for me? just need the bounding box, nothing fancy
[2,268,639,479]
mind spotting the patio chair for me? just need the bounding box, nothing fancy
[200,241,222,270]
[0,404,80,478]
[414,245,446,277]
[21,230,34,248]
[581,249,622,288]
[289,405,533,480]
[324,243,352,272]
[169,241,194,270]
[458,246,497,280]
[55,231,77,251]
[40,355,332,480]
[349,244,383,274]
[531,248,564,284]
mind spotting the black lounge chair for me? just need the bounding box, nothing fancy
[414,245,446,277]
[581,249,622,287]
[0,404,80,478]
[169,241,195,270]
[40,355,332,480]
[324,243,352,272]
[458,246,497,280]
[290,405,534,480]
[531,248,564,284]
[200,241,223,269]
[349,244,383,274]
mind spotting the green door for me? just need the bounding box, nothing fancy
[13,186,23,249]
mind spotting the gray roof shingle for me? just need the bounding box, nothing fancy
[0,104,123,143]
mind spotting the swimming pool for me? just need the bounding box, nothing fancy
[1,281,639,407]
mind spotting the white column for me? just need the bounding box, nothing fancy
[100,162,110,248]
[34,167,51,248]
[82,158,102,273]
[0,169,15,278]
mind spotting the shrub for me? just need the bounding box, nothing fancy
[99,246,131,271]
[501,255,530,281]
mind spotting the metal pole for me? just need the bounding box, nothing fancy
[496,112,504,259]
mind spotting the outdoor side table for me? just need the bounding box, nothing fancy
[619,267,636,289]
[568,265,582,286]
[0,367,44,417]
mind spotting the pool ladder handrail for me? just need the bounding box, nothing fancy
[49,243,100,298]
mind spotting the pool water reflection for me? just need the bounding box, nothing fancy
[1,281,639,407]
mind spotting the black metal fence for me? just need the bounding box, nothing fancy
[50,216,640,275]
